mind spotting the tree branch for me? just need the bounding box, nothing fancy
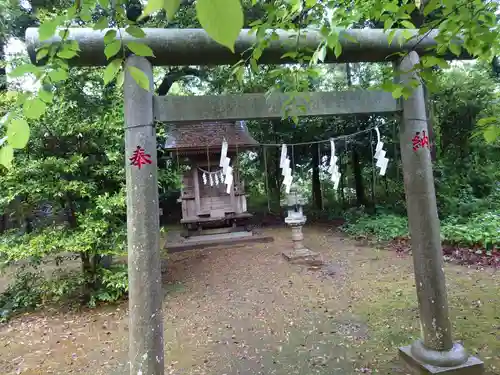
[156,67,205,95]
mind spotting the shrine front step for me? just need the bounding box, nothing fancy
[184,225,248,237]
[166,231,274,253]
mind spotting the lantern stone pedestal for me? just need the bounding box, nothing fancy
[281,189,321,265]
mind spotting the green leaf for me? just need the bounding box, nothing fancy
[234,65,244,84]
[483,125,500,143]
[384,18,394,30]
[387,29,397,45]
[127,41,155,57]
[80,8,92,22]
[104,30,117,44]
[140,0,164,19]
[401,29,414,42]
[57,45,79,59]
[23,98,47,120]
[334,42,342,58]
[423,0,440,16]
[48,68,68,82]
[477,117,497,127]
[384,3,399,13]
[250,57,258,73]
[104,59,122,85]
[449,42,461,56]
[0,145,14,169]
[312,44,326,63]
[105,40,122,59]
[253,47,263,60]
[6,118,30,149]
[164,0,181,20]
[38,88,54,103]
[326,32,339,49]
[421,55,448,69]
[391,85,403,99]
[281,51,298,59]
[94,16,109,30]
[128,66,150,91]
[8,64,40,78]
[116,70,125,88]
[98,0,109,8]
[196,0,244,53]
[401,20,416,29]
[36,47,49,62]
[125,26,146,38]
[39,21,58,41]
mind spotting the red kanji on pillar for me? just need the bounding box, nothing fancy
[412,130,430,151]
[129,146,152,169]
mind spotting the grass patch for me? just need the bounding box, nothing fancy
[350,260,500,374]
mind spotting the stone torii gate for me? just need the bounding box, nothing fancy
[25,27,483,375]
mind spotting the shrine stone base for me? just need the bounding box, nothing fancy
[399,345,484,375]
[166,230,274,253]
[282,248,322,265]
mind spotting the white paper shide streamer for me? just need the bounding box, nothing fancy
[198,138,233,193]
[374,127,389,176]
[280,144,293,194]
[218,138,233,193]
[224,166,233,194]
[328,139,341,189]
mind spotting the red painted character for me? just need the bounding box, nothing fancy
[412,130,430,151]
[130,146,152,169]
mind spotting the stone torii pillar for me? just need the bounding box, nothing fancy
[124,55,164,375]
[396,51,483,374]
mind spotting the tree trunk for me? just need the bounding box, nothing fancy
[0,214,6,233]
[339,153,345,205]
[0,39,6,92]
[311,148,322,209]
[346,63,353,87]
[351,148,367,206]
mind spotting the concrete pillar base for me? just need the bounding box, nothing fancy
[399,343,484,375]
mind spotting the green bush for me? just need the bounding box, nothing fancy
[342,213,409,242]
[0,264,129,321]
[0,269,44,322]
[342,211,499,251]
[442,212,500,250]
[89,264,128,307]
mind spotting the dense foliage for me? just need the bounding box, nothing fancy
[0,68,131,318]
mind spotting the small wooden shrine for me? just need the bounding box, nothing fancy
[164,121,259,233]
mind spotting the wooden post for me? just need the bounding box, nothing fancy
[124,55,164,375]
[397,52,483,374]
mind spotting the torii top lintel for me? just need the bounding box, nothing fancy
[25,27,470,67]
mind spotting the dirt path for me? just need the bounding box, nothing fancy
[1,227,499,375]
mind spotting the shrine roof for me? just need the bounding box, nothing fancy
[163,121,259,152]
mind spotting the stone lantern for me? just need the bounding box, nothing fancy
[281,187,321,263]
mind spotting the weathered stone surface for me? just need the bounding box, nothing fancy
[154,91,400,123]
[282,248,322,265]
[398,51,455,353]
[166,231,274,253]
[25,28,470,67]
[399,345,484,375]
[124,56,164,375]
